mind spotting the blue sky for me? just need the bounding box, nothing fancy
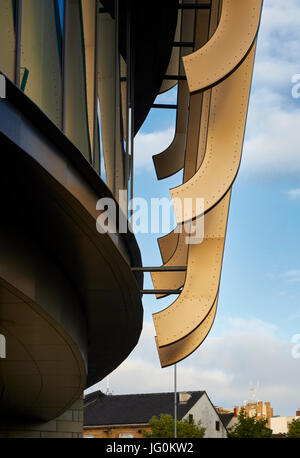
[87,0,300,417]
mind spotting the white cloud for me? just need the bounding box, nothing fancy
[285,188,300,200]
[241,106,300,175]
[240,0,300,177]
[280,270,300,283]
[222,317,277,337]
[86,319,300,417]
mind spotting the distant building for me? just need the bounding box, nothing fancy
[234,401,273,427]
[84,391,228,438]
[270,411,300,435]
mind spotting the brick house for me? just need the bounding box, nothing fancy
[83,391,228,438]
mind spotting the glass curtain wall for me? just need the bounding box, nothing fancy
[0,0,131,202]
[64,0,91,162]
[20,0,63,128]
[0,0,17,81]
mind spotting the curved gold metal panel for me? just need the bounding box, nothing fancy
[153,191,230,348]
[171,44,256,224]
[152,0,219,180]
[153,80,189,180]
[158,230,180,265]
[152,90,205,295]
[152,5,217,294]
[152,89,209,296]
[196,90,211,170]
[151,226,188,299]
[183,0,263,93]
[153,1,203,180]
[155,298,217,368]
[150,1,262,368]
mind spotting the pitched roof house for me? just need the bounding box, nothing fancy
[84,391,228,438]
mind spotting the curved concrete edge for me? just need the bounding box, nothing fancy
[0,78,144,410]
[0,277,86,422]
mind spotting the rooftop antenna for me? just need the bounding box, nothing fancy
[249,380,259,403]
[106,375,112,395]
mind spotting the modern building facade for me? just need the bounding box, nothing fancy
[0,0,263,437]
[0,0,147,437]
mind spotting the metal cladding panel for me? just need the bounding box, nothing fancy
[156,298,218,368]
[159,2,182,94]
[97,6,125,197]
[81,0,96,163]
[151,1,262,366]
[120,56,127,144]
[65,0,91,161]
[158,230,181,266]
[21,0,62,128]
[153,3,210,181]
[0,0,16,80]
[171,43,257,223]
[153,79,189,180]
[151,227,188,299]
[151,5,217,295]
[153,191,231,348]
[183,0,263,93]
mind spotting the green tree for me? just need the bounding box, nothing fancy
[227,407,272,438]
[143,414,206,438]
[287,418,300,438]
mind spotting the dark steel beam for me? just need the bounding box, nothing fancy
[121,75,187,82]
[132,267,187,272]
[164,75,187,80]
[141,290,182,295]
[178,3,211,9]
[152,104,178,109]
[173,41,194,47]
